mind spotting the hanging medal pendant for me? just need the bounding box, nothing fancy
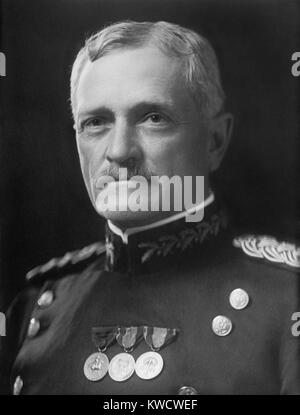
[84,351,109,381]
[135,350,164,380]
[108,352,135,382]
[135,326,178,380]
[84,326,119,382]
[108,326,143,382]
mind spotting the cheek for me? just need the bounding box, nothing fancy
[177,126,210,175]
[186,139,209,172]
[142,130,209,177]
[76,138,106,192]
[77,141,91,181]
[140,139,176,176]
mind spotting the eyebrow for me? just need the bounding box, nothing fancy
[76,99,179,120]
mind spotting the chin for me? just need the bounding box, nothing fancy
[93,182,179,228]
[97,208,166,229]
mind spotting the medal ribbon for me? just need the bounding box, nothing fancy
[143,326,179,351]
[116,326,143,352]
[92,326,119,352]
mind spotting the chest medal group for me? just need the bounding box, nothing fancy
[83,326,178,383]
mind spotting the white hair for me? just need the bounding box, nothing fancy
[70,20,225,119]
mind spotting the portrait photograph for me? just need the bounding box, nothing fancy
[0,0,299,398]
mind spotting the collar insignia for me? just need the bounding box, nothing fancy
[139,211,228,264]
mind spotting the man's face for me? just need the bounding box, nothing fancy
[75,46,212,227]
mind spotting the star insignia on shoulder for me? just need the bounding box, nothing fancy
[26,242,106,282]
[233,235,300,269]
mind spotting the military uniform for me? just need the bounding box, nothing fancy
[0,202,300,395]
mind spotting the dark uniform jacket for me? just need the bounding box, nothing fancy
[0,203,300,395]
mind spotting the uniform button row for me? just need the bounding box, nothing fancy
[212,288,250,336]
[26,290,55,339]
[21,290,54,393]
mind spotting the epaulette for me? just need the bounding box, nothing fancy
[26,241,106,283]
[233,235,300,270]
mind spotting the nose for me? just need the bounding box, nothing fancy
[105,119,140,167]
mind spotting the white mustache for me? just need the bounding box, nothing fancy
[94,166,154,189]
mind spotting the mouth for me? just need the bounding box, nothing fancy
[95,177,143,190]
[94,180,140,213]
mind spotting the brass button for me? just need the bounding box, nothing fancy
[229,288,249,310]
[212,315,232,336]
[27,317,40,338]
[37,290,54,308]
[13,376,23,395]
[178,386,198,395]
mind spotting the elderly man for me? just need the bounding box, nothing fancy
[0,21,299,395]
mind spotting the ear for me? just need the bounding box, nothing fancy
[208,112,234,172]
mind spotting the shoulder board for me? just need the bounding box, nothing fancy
[233,235,300,270]
[26,241,106,283]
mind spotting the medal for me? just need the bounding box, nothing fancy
[108,353,135,382]
[135,351,164,380]
[84,352,109,381]
[83,326,118,382]
[108,326,143,382]
[135,326,179,380]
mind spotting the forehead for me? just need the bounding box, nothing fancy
[76,46,194,116]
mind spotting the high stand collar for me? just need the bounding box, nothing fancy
[104,198,229,275]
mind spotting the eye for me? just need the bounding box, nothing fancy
[78,116,112,134]
[84,117,105,128]
[147,113,164,123]
[142,112,169,125]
